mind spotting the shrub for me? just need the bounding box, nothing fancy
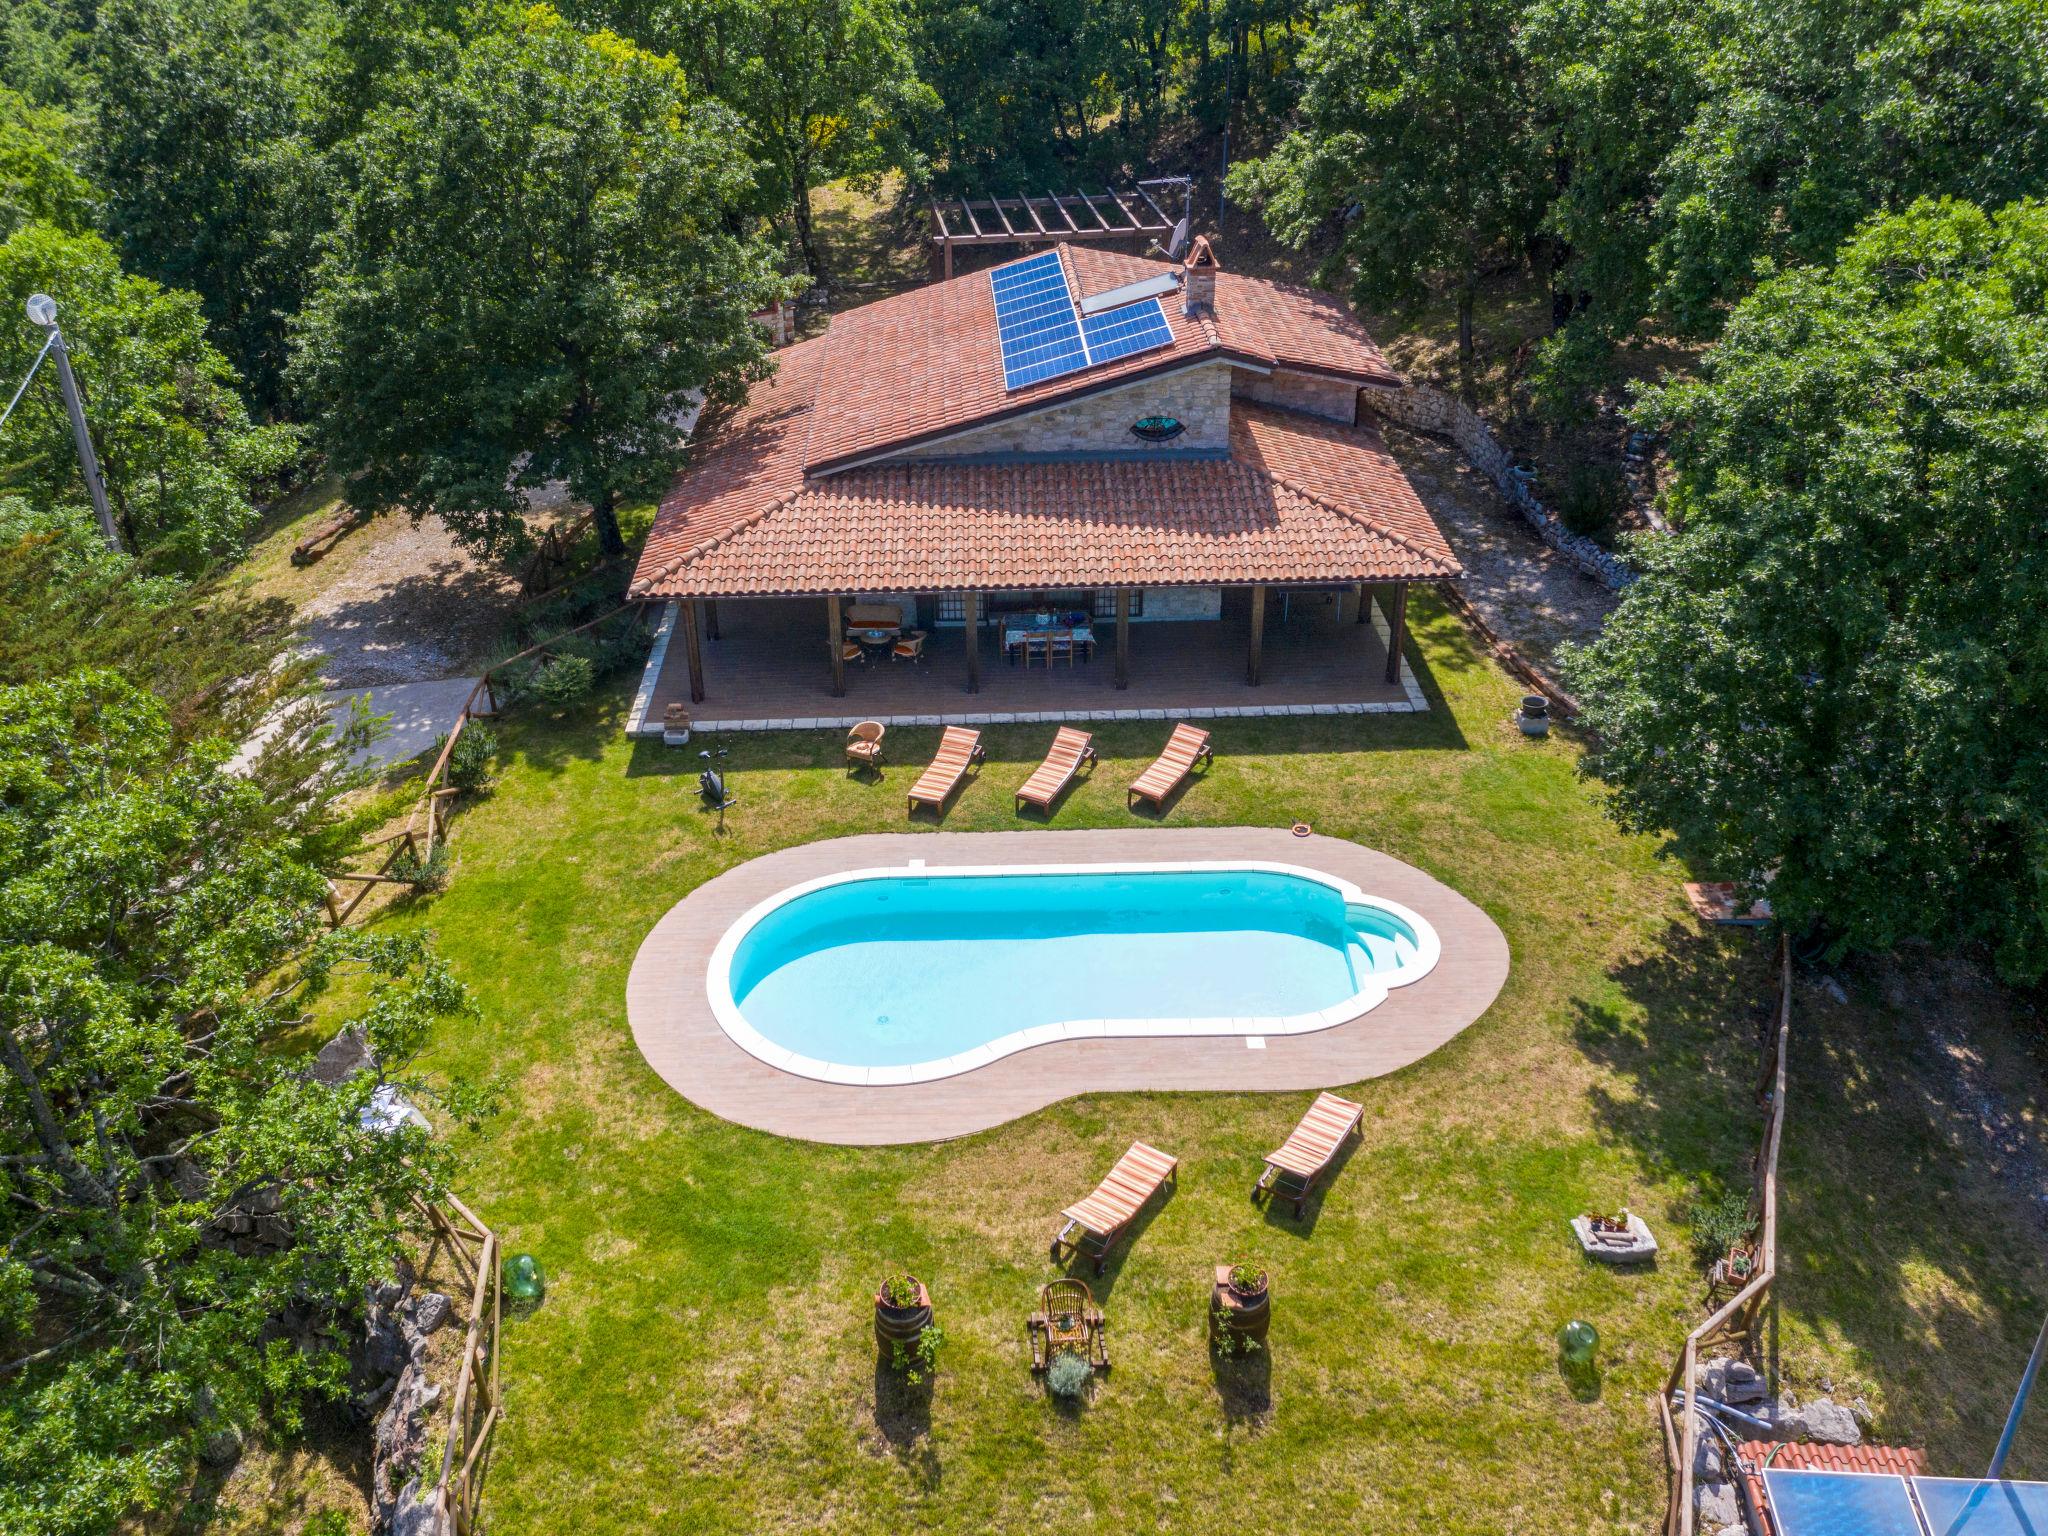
[388,840,452,892]
[1045,1349,1091,1400]
[527,653,594,705]
[1555,461,1627,540]
[891,1322,944,1385]
[1685,1187,1757,1263]
[439,723,498,793]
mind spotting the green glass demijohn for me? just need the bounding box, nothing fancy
[1558,1319,1598,1365]
[504,1253,545,1304]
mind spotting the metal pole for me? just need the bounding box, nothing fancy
[1988,1308,2048,1481]
[26,295,118,552]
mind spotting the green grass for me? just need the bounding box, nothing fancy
[304,588,2048,1535]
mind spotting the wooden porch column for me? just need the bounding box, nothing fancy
[681,597,705,703]
[965,591,981,693]
[1247,584,1267,686]
[1383,582,1409,686]
[1355,581,1371,624]
[1114,588,1131,689]
[827,594,845,697]
[703,599,720,641]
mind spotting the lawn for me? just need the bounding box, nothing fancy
[260,587,2048,1536]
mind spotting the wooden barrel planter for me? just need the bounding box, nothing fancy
[875,1277,933,1353]
[1211,1265,1271,1345]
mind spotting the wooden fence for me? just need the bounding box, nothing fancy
[323,601,644,924]
[418,1193,502,1536]
[1659,931,1792,1536]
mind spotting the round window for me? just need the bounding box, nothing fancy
[1131,415,1185,442]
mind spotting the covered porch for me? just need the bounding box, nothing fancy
[628,584,1426,733]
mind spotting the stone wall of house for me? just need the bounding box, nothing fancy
[1141,585,1223,621]
[903,362,1235,459]
[1230,369,1360,424]
[1362,385,1634,591]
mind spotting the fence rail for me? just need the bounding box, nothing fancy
[322,602,644,924]
[1660,931,1792,1536]
[418,1194,501,1536]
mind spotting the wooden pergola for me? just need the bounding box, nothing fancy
[928,182,1189,281]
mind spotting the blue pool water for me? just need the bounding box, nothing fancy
[725,867,1424,1068]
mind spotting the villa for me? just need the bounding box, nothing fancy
[625,238,1461,733]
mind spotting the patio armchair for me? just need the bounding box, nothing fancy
[844,720,885,773]
[891,630,927,662]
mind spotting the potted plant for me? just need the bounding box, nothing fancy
[874,1271,933,1353]
[1585,1208,1632,1235]
[1046,1348,1092,1402]
[1211,1258,1271,1349]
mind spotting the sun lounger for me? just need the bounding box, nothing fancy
[906,726,984,814]
[1127,723,1213,811]
[1015,727,1095,814]
[1053,1141,1178,1273]
[1253,1092,1364,1217]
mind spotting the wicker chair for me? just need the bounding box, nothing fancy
[1027,1277,1108,1371]
[845,720,885,773]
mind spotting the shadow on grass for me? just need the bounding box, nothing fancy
[1558,1354,1603,1403]
[1210,1339,1274,1427]
[1059,1184,1175,1301]
[871,1354,940,1487]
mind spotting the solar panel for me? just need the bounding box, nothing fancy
[991,251,1089,390]
[1766,1470,1926,1536]
[1081,296,1175,366]
[1914,1477,2048,1535]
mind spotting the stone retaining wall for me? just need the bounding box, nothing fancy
[1364,385,1635,591]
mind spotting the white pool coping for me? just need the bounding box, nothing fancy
[704,859,1443,1086]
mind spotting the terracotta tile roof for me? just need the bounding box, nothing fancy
[798,242,1401,470]
[633,402,1458,600]
[1736,1440,1928,1536]
[1064,244,1403,390]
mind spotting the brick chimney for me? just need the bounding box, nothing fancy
[1181,235,1218,317]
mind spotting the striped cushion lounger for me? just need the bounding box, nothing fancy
[1254,1092,1365,1217]
[1127,723,1213,811]
[1015,727,1095,814]
[906,726,985,814]
[1052,1141,1179,1273]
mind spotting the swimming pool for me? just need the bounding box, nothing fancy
[706,861,1441,1084]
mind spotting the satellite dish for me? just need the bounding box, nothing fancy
[24,293,57,327]
[1164,214,1191,262]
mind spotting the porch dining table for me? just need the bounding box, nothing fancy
[1002,617,1095,665]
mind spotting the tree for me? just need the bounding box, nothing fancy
[1649,0,2048,335]
[86,0,327,415]
[0,222,296,573]
[644,0,934,276]
[0,86,92,239]
[1228,0,1548,397]
[1567,197,2048,978]
[0,666,475,1536]
[293,7,789,561]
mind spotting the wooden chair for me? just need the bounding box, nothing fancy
[1253,1092,1364,1216]
[1027,1277,1109,1371]
[844,720,885,773]
[906,726,984,815]
[1015,728,1094,815]
[1049,630,1076,666]
[1127,723,1214,811]
[1052,1141,1178,1274]
[1021,632,1050,668]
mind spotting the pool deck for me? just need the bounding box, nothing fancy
[626,829,1510,1144]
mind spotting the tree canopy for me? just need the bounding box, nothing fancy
[292,5,789,560]
[1567,197,2048,977]
[0,222,296,573]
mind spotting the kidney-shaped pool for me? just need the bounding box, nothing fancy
[706,861,1442,1084]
